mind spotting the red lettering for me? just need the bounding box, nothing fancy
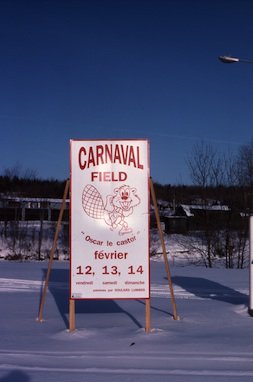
[87,148,95,168]
[79,144,144,170]
[104,144,113,163]
[137,147,144,169]
[78,147,86,170]
[104,172,111,181]
[114,144,121,163]
[96,145,104,165]
[91,171,127,182]
[120,144,129,165]
[128,146,137,167]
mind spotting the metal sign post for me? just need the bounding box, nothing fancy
[249,216,253,316]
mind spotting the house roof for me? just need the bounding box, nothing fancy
[179,204,230,217]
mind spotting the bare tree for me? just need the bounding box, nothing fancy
[187,141,224,187]
[234,140,253,187]
[3,164,37,181]
[222,150,238,186]
[186,141,247,268]
[3,164,23,180]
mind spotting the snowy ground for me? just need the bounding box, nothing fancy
[0,257,253,382]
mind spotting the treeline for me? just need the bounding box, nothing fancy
[0,173,252,214]
[1,149,253,267]
[0,175,67,198]
[3,136,253,209]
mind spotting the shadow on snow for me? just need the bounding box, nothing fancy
[0,370,30,382]
[39,268,142,329]
[172,276,248,305]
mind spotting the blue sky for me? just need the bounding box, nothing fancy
[1,0,253,185]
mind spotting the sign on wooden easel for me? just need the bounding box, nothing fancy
[37,140,178,331]
[70,140,150,300]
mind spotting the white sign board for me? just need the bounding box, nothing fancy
[70,139,150,299]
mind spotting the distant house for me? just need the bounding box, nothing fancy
[150,200,174,229]
[159,202,234,234]
[174,203,231,231]
[156,200,173,216]
[163,216,188,234]
[0,196,69,221]
[176,203,230,217]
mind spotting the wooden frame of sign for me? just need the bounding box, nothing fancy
[37,179,70,323]
[37,150,179,331]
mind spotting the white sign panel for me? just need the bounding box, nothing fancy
[70,139,150,299]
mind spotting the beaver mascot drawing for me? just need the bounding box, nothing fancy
[82,184,141,235]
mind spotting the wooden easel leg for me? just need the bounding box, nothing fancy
[37,179,70,322]
[149,178,179,321]
[145,298,151,332]
[69,299,76,332]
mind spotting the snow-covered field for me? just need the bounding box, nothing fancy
[1,256,253,382]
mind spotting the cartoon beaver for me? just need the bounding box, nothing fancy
[82,184,141,235]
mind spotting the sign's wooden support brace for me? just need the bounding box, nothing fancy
[36,175,179,333]
[37,179,70,322]
[69,299,76,331]
[149,177,179,320]
[145,298,151,332]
